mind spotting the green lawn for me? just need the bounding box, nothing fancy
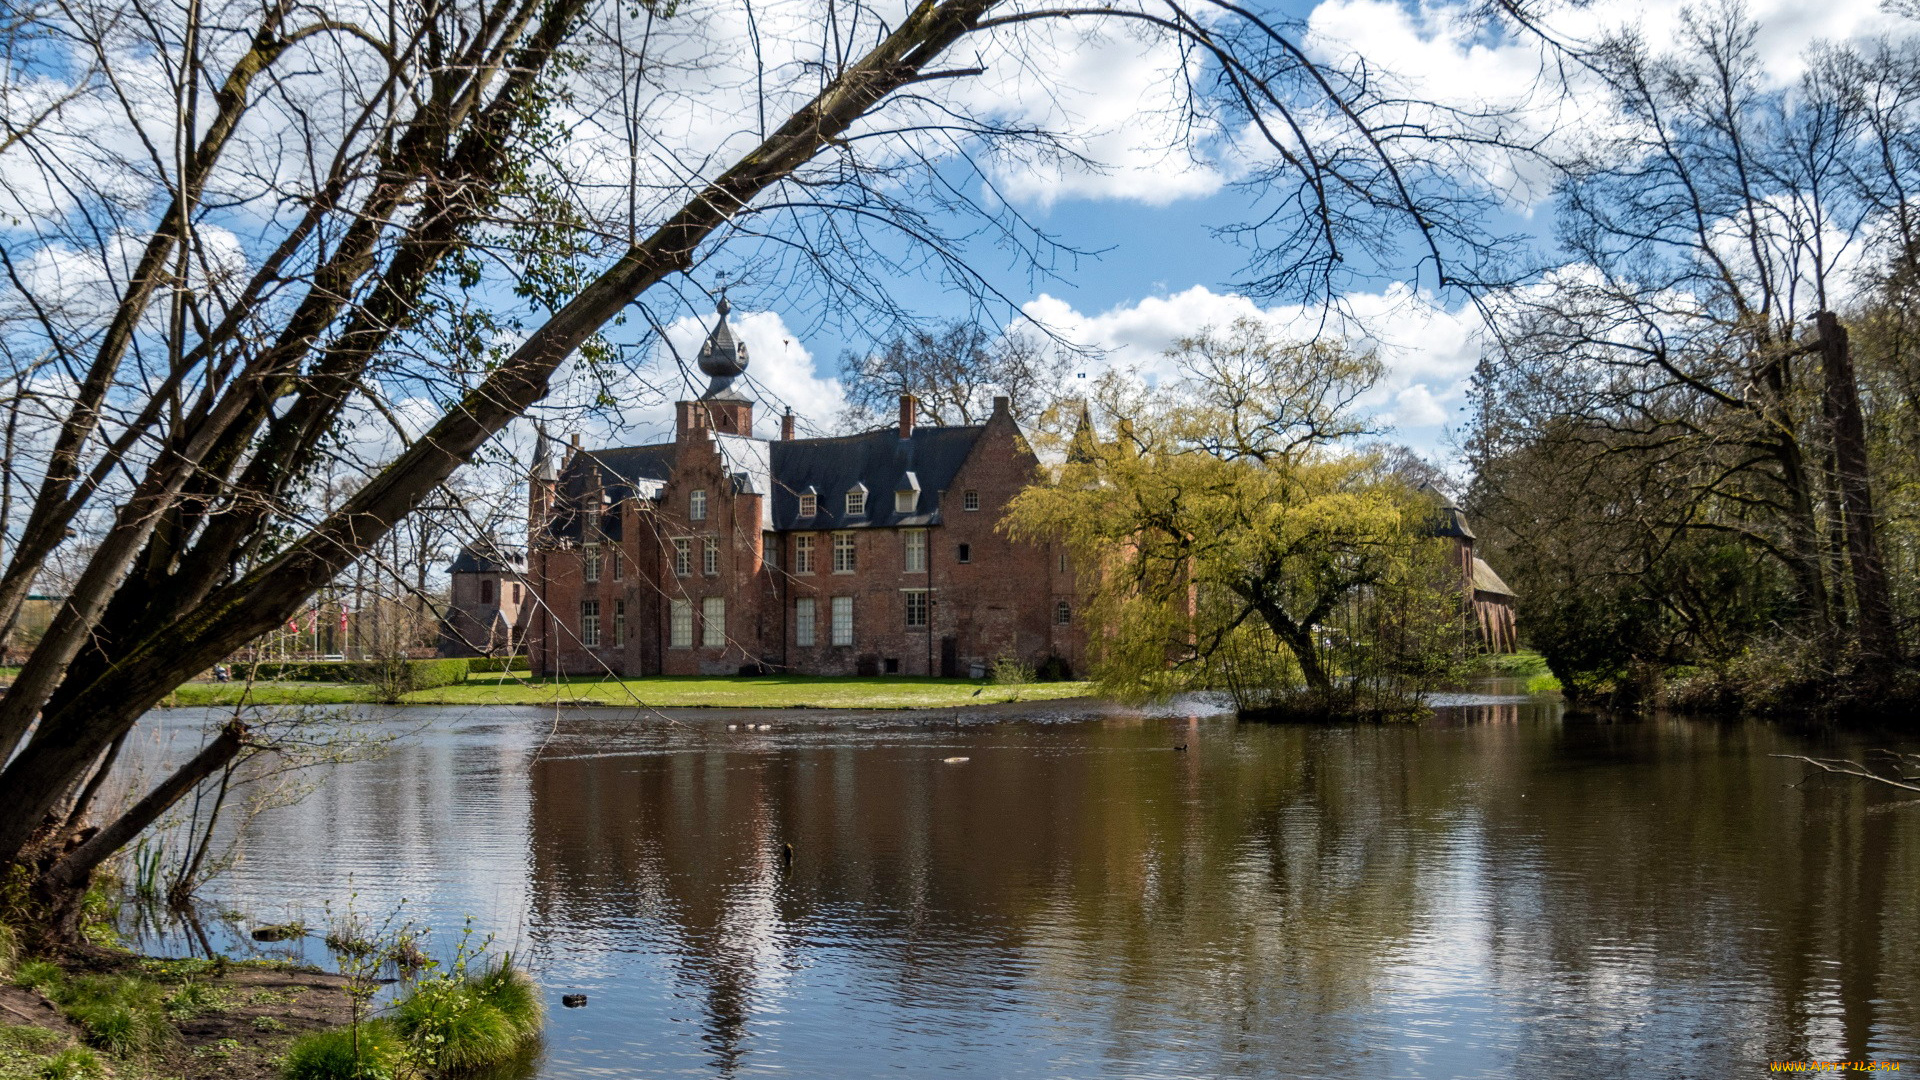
[162,673,1094,710]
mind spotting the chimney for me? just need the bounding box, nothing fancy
[899,393,916,439]
[991,395,1011,418]
[781,408,796,441]
[570,432,581,449]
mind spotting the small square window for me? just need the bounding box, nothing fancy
[963,490,980,511]
[690,489,707,521]
[799,492,817,517]
[957,543,971,563]
[846,490,867,516]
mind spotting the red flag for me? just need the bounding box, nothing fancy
[286,618,300,634]
[339,608,349,632]
[305,610,317,632]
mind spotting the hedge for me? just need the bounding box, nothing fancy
[225,658,474,687]
[467,656,531,674]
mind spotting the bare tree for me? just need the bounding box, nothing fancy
[837,321,1069,430]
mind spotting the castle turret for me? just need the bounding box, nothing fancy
[683,294,753,436]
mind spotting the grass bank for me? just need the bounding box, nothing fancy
[2,952,354,1080]
[164,673,1095,710]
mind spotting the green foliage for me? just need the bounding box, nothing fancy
[12,962,62,994]
[163,980,231,1020]
[0,922,15,980]
[0,1030,105,1080]
[281,1022,399,1080]
[1007,322,1470,718]
[356,658,471,702]
[464,657,530,674]
[54,975,173,1055]
[988,655,1035,685]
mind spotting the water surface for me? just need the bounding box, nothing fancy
[122,686,1920,1077]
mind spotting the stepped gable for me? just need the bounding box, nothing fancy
[769,423,986,530]
[546,443,676,542]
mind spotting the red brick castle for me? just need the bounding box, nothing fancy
[474,300,1085,678]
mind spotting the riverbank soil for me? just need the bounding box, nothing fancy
[164,673,1095,709]
[3,956,352,1080]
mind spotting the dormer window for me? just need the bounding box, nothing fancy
[689,489,707,521]
[798,490,817,517]
[846,484,867,516]
[895,471,920,514]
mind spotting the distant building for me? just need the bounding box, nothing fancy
[1429,504,1519,653]
[441,546,532,657]
[487,299,1083,678]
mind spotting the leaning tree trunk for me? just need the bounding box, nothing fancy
[1815,312,1898,666]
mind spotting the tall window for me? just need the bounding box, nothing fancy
[903,529,927,572]
[583,543,601,582]
[703,536,720,575]
[957,543,971,563]
[905,590,928,628]
[764,533,779,570]
[670,599,692,647]
[689,489,707,521]
[614,599,627,646]
[480,579,495,605]
[1058,550,1069,575]
[831,596,853,646]
[580,599,600,647]
[794,534,815,574]
[511,582,522,603]
[895,489,916,513]
[673,538,692,576]
[799,492,817,517]
[832,532,856,573]
[963,490,980,511]
[1055,600,1072,625]
[702,596,726,647]
[795,597,816,647]
[846,489,866,516]
[611,547,623,580]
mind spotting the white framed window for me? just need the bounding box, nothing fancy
[610,547,623,580]
[702,596,726,647]
[903,529,926,573]
[846,489,866,516]
[580,599,600,647]
[583,543,601,583]
[963,490,980,511]
[1055,600,1071,625]
[703,536,720,575]
[795,597,816,647]
[895,489,916,513]
[670,599,692,647]
[673,538,692,576]
[831,596,853,646]
[794,534,815,574]
[832,532,856,573]
[905,590,928,628]
[689,489,707,521]
[614,599,627,646]
[799,492,817,517]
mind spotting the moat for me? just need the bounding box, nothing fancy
[122,685,1920,1077]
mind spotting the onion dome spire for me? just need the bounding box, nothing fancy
[697,292,749,399]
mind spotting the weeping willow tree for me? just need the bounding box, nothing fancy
[1006,319,1472,719]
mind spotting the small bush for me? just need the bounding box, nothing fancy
[1033,655,1073,682]
[392,981,517,1074]
[59,975,172,1055]
[355,657,470,702]
[470,962,542,1040]
[33,1047,106,1080]
[12,961,64,994]
[988,654,1034,685]
[281,1022,399,1080]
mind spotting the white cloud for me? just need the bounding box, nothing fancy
[1021,284,1481,455]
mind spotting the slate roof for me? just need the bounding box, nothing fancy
[543,423,990,540]
[768,424,986,530]
[1471,556,1516,598]
[1429,504,1476,540]
[449,544,526,574]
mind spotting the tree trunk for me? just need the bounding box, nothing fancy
[1815,311,1898,665]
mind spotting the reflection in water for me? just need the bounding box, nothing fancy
[125,694,1920,1078]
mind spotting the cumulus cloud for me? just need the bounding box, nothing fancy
[1022,284,1481,454]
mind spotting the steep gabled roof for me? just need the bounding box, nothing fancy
[449,544,526,574]
[768,424,986,530]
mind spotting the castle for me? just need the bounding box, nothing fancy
[445,299,1086,678]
